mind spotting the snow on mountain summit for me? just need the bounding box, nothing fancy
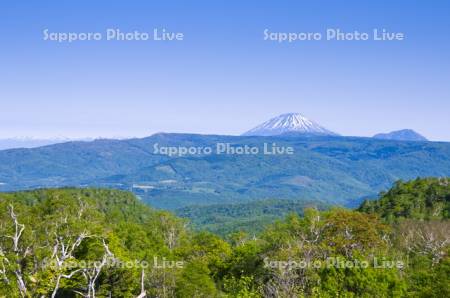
[242,113,338,136]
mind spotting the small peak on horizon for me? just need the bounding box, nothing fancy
[373,129,428,142]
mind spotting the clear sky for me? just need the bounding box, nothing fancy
[1,0,449,140]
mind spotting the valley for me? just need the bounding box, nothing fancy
[1,133,449,211]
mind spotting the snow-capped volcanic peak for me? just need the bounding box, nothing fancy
[243,113,338,136]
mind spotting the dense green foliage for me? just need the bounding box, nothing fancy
[1,134,450,209]
[359,177,450,221]
[0,188,230,297]
[176,199,329,237]
[1,178,449,297]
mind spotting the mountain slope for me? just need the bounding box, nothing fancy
[242,113,338,136]
[359,177,450,220]
[373,129,428,141]
[1,134,450,210]
[0,188,229,297]
[176,199,329,236]
[0,138,63,150]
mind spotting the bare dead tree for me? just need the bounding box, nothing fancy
[5,205,25,253]
[2,205,29,297]
[414,221,449,264]
[77,196,89,219]
[136,269,146,298]
[147,266,177,298]
[398,220,450,264]
[264,269,302,298]
[161,217,178,250]
[50,230,90,298]
[76,239,115,298]
[0,249,10,284]
[51,269,84,298]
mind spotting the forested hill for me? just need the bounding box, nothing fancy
[0,188,230,297]
[1,134,450,209]
[176,177,450,237]
[2,185,450,297]
[176,199,329,236]
[359,177,450,221]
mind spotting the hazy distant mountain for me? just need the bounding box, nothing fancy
[373,129,428,142]
[0,137,95,150]
[242,113,338,136]
[0,138,68,150]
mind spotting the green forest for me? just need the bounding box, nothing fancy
[0,177,449,297]
[175,199,329,237]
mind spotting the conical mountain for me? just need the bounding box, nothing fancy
[242,113,338,136]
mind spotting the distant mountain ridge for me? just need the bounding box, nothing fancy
[0,137,94,150]
[243,113,338,136]
[1,133,450,210]
[373,129,428,141]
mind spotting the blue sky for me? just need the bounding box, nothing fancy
[1,0,449,140]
